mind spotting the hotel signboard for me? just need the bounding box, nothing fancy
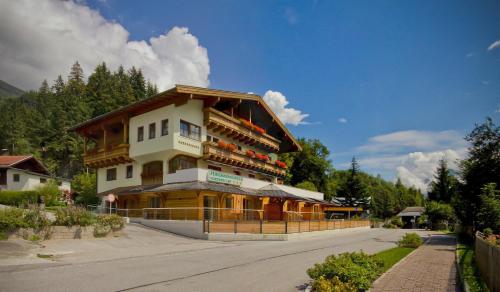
[206,170,243,186]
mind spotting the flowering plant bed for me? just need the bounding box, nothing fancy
[255,153,270,162]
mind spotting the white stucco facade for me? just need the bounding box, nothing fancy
[3,168,71,192]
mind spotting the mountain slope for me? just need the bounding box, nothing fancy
[0,80,25,98]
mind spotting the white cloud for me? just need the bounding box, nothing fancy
[482,80,490,85]
[466,52,475,58]
[487,40,500,51]
[263,90,309,125]
[395,149,464,192]
[356,130,466,153]
[338,117,348,124]
[0,0,210,90]
[348,130,468,192]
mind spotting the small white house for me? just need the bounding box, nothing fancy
[0,155,71,192]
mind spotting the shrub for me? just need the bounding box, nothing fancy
[36,180,62,206]
[23,207,50,230]
[0,190,39,207]
[483,228,493,237]
[307,251,383,290]
[96,214,124,229]
[0,207,28,231]
[398,233,423,248]
[53,206,94,227]
[425,201,455,230]
[311,276,357,292]
[391,217,403,228]
[72,173,99,206]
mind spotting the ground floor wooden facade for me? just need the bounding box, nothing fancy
[112,190,333,221]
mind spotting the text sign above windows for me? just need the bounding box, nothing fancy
[206,170,243,186]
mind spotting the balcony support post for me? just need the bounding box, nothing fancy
[101,125,107,151]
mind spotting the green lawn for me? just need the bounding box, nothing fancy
[456,243,488,292]
[374,246,415,273]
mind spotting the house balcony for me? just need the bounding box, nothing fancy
[202,142,286,177]
[84,144,132,168]
[204,107,281,152]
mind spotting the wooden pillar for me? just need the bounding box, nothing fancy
[122,119,129,144]
[101,125,107,151]
[83,136,87,155]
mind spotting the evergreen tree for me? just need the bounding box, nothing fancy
[428,158,456,203]
[340,157,367,206]
[86,62,114,116]
[128,67,146,100]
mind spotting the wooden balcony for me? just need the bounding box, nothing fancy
[84,144,132,168]
[202,142,286,177]
[204,107,281,152]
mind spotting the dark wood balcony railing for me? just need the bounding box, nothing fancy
[204,107,281,152]
[84,143,132,168]
[202,142,286,177]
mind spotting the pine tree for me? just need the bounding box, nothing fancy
[87,62,114,116]
[343,157,367,206]
[429,158,456,203]
[128,67,146,100]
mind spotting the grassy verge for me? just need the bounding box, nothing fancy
[456,243,488,292]
[374,246,415,273]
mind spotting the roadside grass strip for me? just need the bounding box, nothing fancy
[456,243,488,292]
[373,246,415,273]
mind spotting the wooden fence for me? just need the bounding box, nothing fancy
[204,219,370,234]
[475,234,500,292]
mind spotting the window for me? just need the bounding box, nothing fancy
[248,174,255,178]
[234,171,241,176]
[161,119,169,136]
[126,165,133,179]
[180,120,201,141]
[206,135,212,142]
[168,155,197,173]
[106,168,117,181]
[212,137,219,143]
[40,178,47,183]
[149,197,161,208]
[137,126,144,142]
[149,123,156,139]
[225,197,233,209]
[237,145,242,151]
[13,173,20,182]
[208,165,222,171]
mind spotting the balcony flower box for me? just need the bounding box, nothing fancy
[239,118,266,135]
[217,140,227,149]
[255,153,270,162]
[275,160,287,169]
[246,149,256,158]
[217,140,237,152]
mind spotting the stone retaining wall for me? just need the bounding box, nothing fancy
[8,225,123,240]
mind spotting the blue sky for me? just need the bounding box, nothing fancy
[1,0,499,190]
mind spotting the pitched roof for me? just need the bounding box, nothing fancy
[72,85,301,152]
[397,206,425,217]
[0,155,51,176]
[0,155,32,167]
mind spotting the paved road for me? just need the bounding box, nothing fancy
[372,234,458,292]
[0,227,430,292]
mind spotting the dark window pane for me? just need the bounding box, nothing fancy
[137,126,144,142]
[126,165,133,178]
[106,168,117,181]
[161,119,169,136]
[149,123,156,139]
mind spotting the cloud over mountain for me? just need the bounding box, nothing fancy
[0,0,210,90]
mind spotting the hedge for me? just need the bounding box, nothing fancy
[0,190,40,207]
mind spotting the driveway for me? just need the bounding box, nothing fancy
[0,225,432,291]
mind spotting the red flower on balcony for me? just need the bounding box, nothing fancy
[246,149,255,157]
[217,140,227,149]
[275,160,287,169]
[255,153,270,162]
[227,143,237,152]
[239,118,266,135]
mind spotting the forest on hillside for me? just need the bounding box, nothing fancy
[0,62,158,178]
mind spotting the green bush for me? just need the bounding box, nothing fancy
[391,217,403,228]
[398,233,423,248]
[53,206,94,227]
[483,228,493,237]
[36,180,63,207]
[23,207,50,230]
[307,251,383,290]
[311,276,357,292]
[0,207,50,233]
[0,207,28,231]
[425,201,455,230]
[96,214,124,229]
[0,190,39,207]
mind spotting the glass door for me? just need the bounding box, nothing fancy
[203,196,216,221]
